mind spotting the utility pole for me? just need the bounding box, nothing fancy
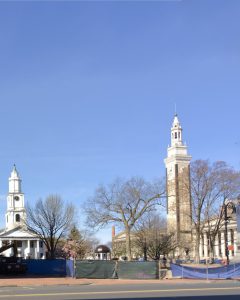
[224,204,229,265]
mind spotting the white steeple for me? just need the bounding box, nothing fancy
[6,165,26,230]
[9,164,22,193]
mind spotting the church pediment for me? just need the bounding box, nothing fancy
[0,226,38,239]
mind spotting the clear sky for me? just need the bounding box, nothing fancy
[0,0,239,244]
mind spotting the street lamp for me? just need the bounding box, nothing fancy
[223,200,236,265]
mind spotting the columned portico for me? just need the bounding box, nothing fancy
[198,220,239,261]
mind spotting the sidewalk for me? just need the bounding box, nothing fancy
[0,277,229,287]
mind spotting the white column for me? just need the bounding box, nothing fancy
[36,240,40,259]
[199,240,203,259]
[27,240,30,258]
[215,236,219,257]
[221,231,225,258]
[203,233,208,258]
[0,240,2,248]
[9,240,13,257]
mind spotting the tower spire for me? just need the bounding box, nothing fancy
[9,164,22,193]
[174,103,177,116]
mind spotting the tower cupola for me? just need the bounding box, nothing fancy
[171,114,183,147]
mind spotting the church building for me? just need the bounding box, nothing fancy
[0,165,46,259]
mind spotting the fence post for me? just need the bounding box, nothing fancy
[73,257,76,278]
[206,263,209,281]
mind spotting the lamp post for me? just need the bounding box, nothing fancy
[223,200,236,265]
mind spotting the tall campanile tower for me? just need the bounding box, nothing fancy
[164,114,192,252]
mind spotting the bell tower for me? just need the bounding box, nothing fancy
[164,115,192,252]
[6,165,26,230]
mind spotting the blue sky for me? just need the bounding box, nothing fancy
[0,0,239,243]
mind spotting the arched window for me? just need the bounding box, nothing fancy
[178,132,181,139]
[15,214,20,222]
[175,132,177,139]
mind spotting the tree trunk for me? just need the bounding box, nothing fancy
[143,242,147,261]
[125,227,132,261]
[195,230,200,263]
[50,236,55,259]
[209,236,215,262]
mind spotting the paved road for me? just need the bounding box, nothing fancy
[0,281,240,299]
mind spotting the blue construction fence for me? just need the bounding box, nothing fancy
[22,259,240,279]
[24,259,67,276]
[171,263,240,279]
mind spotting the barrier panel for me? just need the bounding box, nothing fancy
[66,259,74,277]
[171,263,240,279]
[75,260,117,279]
[117,261,158,279]
[24,259,66,276]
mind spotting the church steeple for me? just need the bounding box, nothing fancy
[9,164,22,193]
[171,114,183,147]
[6,165,26,229]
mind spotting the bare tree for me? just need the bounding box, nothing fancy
[190,160,240,262]
[26,195,75,259]
[204,162,240,260]
[84,177,166,260]
[134,213,177,260]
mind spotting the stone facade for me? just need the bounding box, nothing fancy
[164,115,192,253]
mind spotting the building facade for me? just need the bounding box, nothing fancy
[0,165,46,259]
[195,209,239,261]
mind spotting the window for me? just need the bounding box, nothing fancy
[16,241,22,247]
[175,132,177,139]
[30,241,34,248]
[40,253,43,258]
[40,241,43,248]
[15,214,20,222]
